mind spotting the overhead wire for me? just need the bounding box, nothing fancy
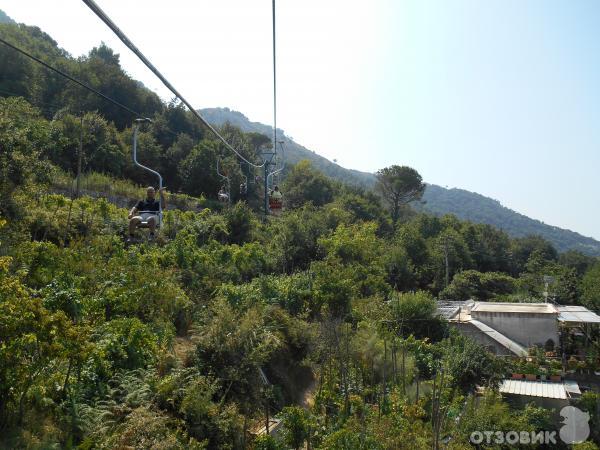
[80,0,265,169]
[272,0,277,159]
[0,37,184,137]
[0,36,143,118]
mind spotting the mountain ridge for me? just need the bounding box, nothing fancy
[201,106,600,256]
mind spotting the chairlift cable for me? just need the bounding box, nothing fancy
[81,0,265,169]
[272,0,277,159]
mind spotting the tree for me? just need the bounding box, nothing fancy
[441,270,517,301]
[510,235,558,275]
[560,250,598,277]
[178,140,223,197]
[280,406,313,450]
[581,263,600,312]
[0,97,54,217]
[0,256,85,426]
[283,160,335,209]
[375,165,425,229]
[390,291,445,340]
[442,333,506,394]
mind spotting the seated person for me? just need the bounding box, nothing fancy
[218,187,229,203]
[128,186,166,240]
[269,185,283,208]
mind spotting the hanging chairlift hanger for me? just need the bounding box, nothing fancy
[132,117,164,228]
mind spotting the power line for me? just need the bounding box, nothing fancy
[81,0,265,169]
[0,36,143,118]
[0,39,182,138]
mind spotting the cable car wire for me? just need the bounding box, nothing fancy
[81,0,265,169]
[272,0,277,159]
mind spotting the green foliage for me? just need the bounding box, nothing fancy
[0,257,84,426]
[0,97,54,217]
[441,270,517,301]
[283,160,335,209]
[389,291,443,340]
[456,392,552,447]
[252,434,284,450]
[93,318,159,372]
[376,165,425,228]
[280,406,314,450]
[442,333,507,394]
[2,24,599,450]
[195,300,284,406]
[582,263,600,312]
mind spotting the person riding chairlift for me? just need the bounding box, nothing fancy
[128,186,166,241]
[269,185,283,209]
[218,187,229,203]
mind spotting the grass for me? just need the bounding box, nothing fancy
[51,169,208,211]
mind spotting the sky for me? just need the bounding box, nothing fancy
[2,0,600,239]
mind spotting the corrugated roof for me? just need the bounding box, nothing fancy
[437,305,460,320]
[499,380,570,399]
[564,380,581,396]
[557,306,600,324]
[436,300,472,320]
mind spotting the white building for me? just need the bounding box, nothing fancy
[438,301,600,356]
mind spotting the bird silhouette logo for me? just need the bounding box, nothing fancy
[559,406,590,444]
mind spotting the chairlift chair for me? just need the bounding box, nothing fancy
[216,159,231,204]
[267,140,286,215]
[132,118,163,229]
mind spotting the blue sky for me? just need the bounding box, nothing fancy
[3,0,599,239]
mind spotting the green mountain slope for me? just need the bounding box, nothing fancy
[200,107,376,187]
[0,9,15,24]
[420,185,600,255]
[201,107,600,255]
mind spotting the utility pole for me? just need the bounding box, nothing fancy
[75,115,84,198]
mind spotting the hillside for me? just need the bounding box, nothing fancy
[200,107,376,187]
[201,107,600,255]
[420,185,600,255]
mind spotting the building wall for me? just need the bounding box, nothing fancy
[452,322,516,356]
[471,311,558,348]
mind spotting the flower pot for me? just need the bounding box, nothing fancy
[511,373,524,380]
[550,375,562,382]
[525,374,537,381]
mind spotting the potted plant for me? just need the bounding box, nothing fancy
[549,370,562,382]
[567,356,578,374]
[510,359,525,379]
[524,362,538,381]
[577,360,587,374]
[549,360,563,381]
